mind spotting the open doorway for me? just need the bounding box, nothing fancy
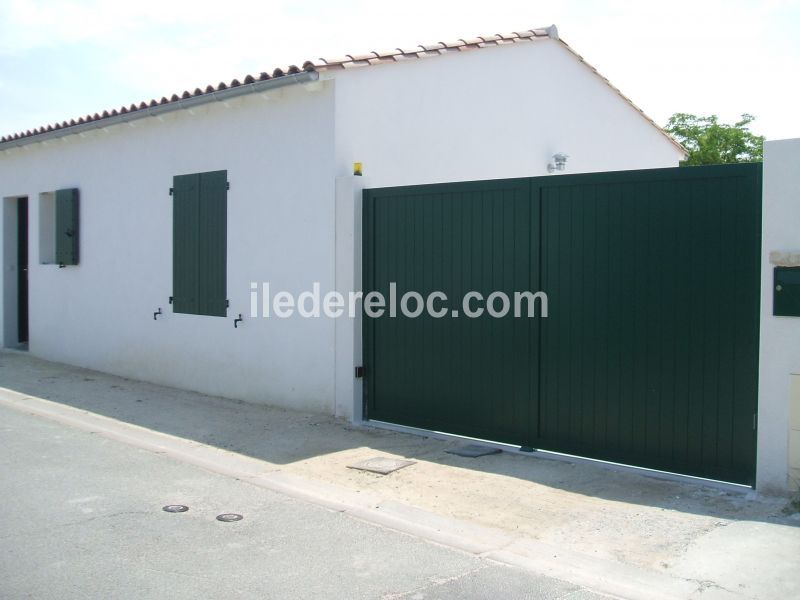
[2,196,29,349]
[17,198,29,346]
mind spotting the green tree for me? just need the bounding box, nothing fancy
[664,113,764,166]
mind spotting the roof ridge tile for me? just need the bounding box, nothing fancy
[0,24,682,154]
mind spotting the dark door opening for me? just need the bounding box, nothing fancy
[17,198,28,345]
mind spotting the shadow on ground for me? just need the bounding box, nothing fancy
[1,350,797,530]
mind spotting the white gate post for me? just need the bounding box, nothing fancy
[334,175,366,421]
[757,138,800,494]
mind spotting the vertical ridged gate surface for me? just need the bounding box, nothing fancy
[363,164,761,485]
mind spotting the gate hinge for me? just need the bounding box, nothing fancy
[169,187,174,196]
[226,182,230,191]
[354,366,364,379]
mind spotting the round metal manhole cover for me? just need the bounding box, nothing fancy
[216,513,243,522]
[162,505,189,513]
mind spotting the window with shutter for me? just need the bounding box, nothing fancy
[172,170,227,317]
[55,188,79,266]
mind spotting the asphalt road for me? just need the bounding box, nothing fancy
[0,404,607,600]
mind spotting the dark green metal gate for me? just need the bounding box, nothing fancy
[363,164,762,485]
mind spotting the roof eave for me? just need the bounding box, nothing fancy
[556,39,688,157]
[0,70,319,152]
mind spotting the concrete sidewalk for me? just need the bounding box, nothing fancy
[1,350,798,599]
[1,403,611,600]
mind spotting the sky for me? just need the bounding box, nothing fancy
[0,0,798,141]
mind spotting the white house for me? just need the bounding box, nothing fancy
[0,26,685,421]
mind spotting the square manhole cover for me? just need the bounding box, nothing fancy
[445,444,502,458]
[347,457,416,475]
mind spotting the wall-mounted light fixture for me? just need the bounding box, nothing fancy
[547,153,569,174]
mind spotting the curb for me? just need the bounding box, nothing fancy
[0,387,739,600]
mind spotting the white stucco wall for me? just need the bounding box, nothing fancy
[327,36,682,420]
[332,38,684,187]
[757,138,800,494]
[0,82,339,413]
[0,38,683,416]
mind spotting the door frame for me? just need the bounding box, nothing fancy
[17,197,29,344]
[2,195,29,348]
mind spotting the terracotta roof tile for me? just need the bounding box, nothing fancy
[367,57,395,66]
[441,40,465,49]
[373,48,403,57]
[319,56,347,65]
[0,25,683,154]
[398,45,425,55]
[419,42,445,51]
[346,52,378,62]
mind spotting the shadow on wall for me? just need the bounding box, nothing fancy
[0,349,796,527]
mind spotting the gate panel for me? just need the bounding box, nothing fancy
[363,179,539,445]
[363,164,761,485]
[536,165,761,484]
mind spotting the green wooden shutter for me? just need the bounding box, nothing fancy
[55,188,79,266]
[172,170,227,317]
[172,174,201,314]
[197,170,227,316]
